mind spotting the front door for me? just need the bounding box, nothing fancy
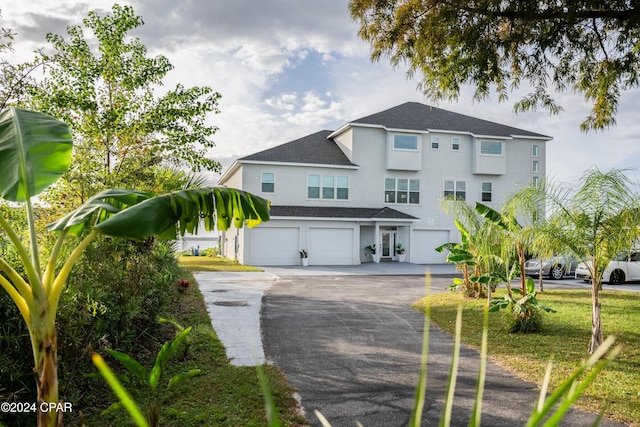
[381,230,396,260]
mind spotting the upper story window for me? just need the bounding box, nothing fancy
[532,144,540,157]
[451,137,460,151]
[481,182,492,202]
[480,140,503,156]
[308,174,348,200]
[393,134,418,150]
[431,136,439,150]
[533,176,541,185]
[261,172,275,193]
[532,160,540,173]
[385,178,420,204]
[444,180,466,201]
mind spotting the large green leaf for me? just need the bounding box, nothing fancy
[46,188,153,236]
[0,107,73,202]
[94,187,270,240]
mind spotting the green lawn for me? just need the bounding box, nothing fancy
[413,288,640,427]
[178,255,263,272]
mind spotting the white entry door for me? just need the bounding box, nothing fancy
[380,230,396,260]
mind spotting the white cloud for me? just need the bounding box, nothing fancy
[2,0,640,188]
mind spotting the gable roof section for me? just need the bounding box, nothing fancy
[343,102,550,139]
[270,205,418,220]
[239,130,357,166]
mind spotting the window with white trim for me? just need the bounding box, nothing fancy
[451,137,460,151]
[480,140,503,155]
[385,178,420,204]
[444,180,466,201]
[308,174,349,200]
[533,176,540,185]
[431,136,439,150]
[393,134,418,150]
[532,160,540,173]
[261,172,275,193]
[532,144,540,157]
[481,182,492,202]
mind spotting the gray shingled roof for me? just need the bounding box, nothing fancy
[239,130,356,166]
[350,102,550,138]
[270,205,418,220]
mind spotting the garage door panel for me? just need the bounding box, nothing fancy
[251,227,299,265]
[308,228,354,266]
[412,230,449,264]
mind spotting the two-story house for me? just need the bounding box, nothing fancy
[218,102,551,266]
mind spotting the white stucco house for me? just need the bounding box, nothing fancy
[218,102,551,266]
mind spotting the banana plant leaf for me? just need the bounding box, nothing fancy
[0,107,73,202]
[47,187,270,240]
[475,202,520,231]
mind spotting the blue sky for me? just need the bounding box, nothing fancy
[4,0,640,186]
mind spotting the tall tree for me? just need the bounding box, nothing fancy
[28,4,221,205]
[349,0,640,130]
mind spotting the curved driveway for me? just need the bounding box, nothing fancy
[261,274,627,427]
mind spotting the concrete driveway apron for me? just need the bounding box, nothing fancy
[261,274,627,427]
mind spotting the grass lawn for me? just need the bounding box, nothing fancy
[413,288,640,427]
[179,254,263,272]
[86,270,307,426]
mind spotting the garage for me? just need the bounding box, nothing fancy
[308,228,354,265]
[250,227,300,265]
[411,230,450,264]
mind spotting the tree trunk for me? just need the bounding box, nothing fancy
[518,242,526,296]
[588,281,604,354]
[538,264,544,292]
[33,323,60,427]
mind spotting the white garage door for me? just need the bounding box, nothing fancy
[412,230,450,264]
[250,227,299,265]
[308,228,354,265]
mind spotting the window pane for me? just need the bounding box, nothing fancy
[337,188,348,200]
[322,175,334,187]
[337,176,348,188]
[394,134,418,150]
[533,161,539,172]
[397,179,408,191]
[456,191,466,201]
[532,145,539,156]
[482,192,492,202]
[262,182,274,193]
[385,191,396,203]
[322,187,334,199]
[431,136,439,149]
[409,192,420,204]
[308,175,320,186]
[308,187,320,198]
[410,179,420,191]
[482,182,492,192]
[444,180,454,191]
[397,191,408,203]
[444,190,454,198]
[385,178,396,190]
[262,172,274,182]
[456,181,466,191]
[480,140,502,155]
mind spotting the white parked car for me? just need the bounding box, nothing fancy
[524,255,579,280]
[575,250,640,284]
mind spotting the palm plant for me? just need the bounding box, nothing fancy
[532,168,640,353]
[0,107,270,426]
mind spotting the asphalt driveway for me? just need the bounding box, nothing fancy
[261,274,627,427]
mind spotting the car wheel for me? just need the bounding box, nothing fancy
[609,269,625,285]
[549,265,564,280]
